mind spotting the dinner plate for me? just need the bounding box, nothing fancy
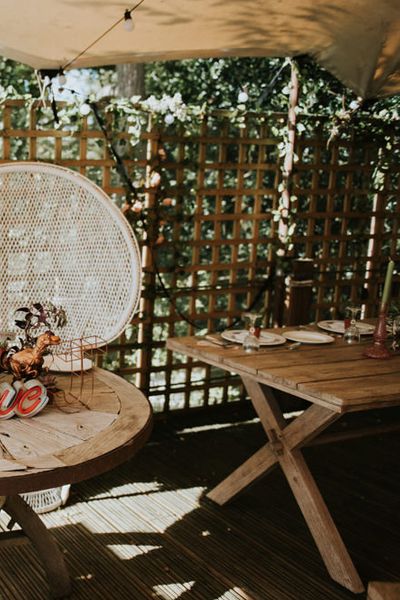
[317,320,375,335]
[43,354,93,372]
[282,330,335,344]
[221,330,286,346]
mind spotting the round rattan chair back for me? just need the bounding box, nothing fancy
[0,162,141,346]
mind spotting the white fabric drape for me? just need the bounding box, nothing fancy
[0,0,399,98]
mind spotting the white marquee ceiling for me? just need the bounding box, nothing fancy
[1,0,399,98]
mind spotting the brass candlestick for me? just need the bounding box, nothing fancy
[363,304,391,359]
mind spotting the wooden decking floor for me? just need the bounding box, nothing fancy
[0,415,399,599]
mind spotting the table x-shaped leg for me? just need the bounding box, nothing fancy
[207,377,364,594]
[2,495,71,598]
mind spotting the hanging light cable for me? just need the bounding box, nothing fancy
[62,0,145,71]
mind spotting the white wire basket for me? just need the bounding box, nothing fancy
[21,485,71,514]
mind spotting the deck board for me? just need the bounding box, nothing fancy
[0,414,398,599]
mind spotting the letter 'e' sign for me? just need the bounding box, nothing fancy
[0,380,49,419]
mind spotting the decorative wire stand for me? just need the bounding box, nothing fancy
[20,336,107,513]
[48,335,107,406]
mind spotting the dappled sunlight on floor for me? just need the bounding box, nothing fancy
[0,419,398,598]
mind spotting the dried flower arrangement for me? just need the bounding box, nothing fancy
[0,302,67,381]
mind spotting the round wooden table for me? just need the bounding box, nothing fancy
[0,368,153,598]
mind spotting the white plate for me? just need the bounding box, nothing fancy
[317,320,375,335]
[43,355,93,372]
[282,330,335,344]
[221,330,286,346]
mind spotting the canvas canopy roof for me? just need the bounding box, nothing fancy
[1,0,399,98]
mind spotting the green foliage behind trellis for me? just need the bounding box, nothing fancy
[0,99,399,415]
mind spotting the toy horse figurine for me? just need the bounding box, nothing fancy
[1,330,60,380]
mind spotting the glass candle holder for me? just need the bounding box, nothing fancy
[242,312,262,352]
[343,306,361,344]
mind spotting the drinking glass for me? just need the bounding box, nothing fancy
[343,305,361,344]
[242,312,262,352]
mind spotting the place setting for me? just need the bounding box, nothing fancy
[214,305,377,353]
[316,305,374,344]
[281,329,335,345]
[201,293,394,356]
[317,319,375,336]
[216,312,338,352]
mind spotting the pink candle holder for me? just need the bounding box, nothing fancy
[363,304,391,359]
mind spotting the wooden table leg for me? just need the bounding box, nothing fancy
[208,376,365,594]
[3,495,71,598]
[248,377,364,593]
[207,442,279,504]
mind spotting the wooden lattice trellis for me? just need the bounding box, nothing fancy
[1,100,399,414]
[292,124,400,318]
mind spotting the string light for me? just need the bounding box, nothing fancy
[123,9,134,32]
[62,0,145,71]
[57,71,67,87]
[79,102,91,116]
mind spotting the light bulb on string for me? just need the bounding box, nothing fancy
[80,102,91,116]
[164,113,175,125]
[123,9,134,31]
[57,71,67,87]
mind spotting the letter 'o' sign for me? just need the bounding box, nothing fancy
[0,380,48,419]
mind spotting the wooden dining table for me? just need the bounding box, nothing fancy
[0,368,153,598]
[167,329,400,594]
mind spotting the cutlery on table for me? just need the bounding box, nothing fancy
[197,335,239,349]
[287,342,301,350]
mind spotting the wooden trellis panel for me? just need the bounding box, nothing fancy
[292,121,400,321]
[1,101,399,415]
[144,113,282,412]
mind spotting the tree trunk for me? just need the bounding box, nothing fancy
[116,63,145,98]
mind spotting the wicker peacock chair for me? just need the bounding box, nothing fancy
[0,161,142,511]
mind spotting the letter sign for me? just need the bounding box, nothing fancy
[0,380,49,419]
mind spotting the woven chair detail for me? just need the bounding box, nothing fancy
[0,162,142,346]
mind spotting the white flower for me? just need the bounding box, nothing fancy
[142,95,159,112]
[132,200,143,213]
[349,100,360,111]
[128,125,140,135]
[238,91,249,103]
[164,113,175,125]
[150,172,161,187]
[160,97,170,113]
[168,92,183,112]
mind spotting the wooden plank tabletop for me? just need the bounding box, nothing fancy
[167,331,400,413]
[0,368,153,495]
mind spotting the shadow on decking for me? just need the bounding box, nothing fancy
[0,418,399,599]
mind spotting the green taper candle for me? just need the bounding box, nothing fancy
[381,258,395,308]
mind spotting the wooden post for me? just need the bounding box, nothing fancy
[278,59,299,247]
[272,267,286,327]
[136,114,160,394]
[286,258,315,325]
